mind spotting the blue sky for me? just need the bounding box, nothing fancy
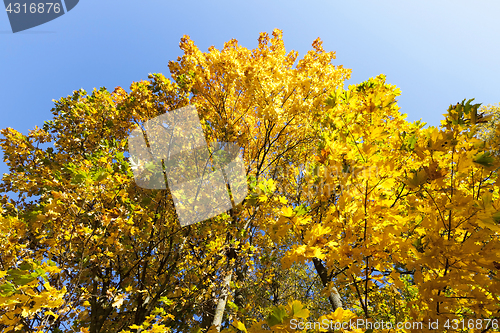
[1,0,499,177]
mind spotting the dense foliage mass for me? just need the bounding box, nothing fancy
[1,30,500,333]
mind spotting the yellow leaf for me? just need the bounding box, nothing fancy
[282,206,294,218]
[233,320,247,332]
[279,196,288,204]
[289,300,310,319]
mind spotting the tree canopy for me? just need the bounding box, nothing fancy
[1,29,500,333]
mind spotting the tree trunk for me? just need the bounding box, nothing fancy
[201,300,216,330]
[312,257,342,311]
[211,270,233,331]
[208,161,244,331]
[233,262,247,309]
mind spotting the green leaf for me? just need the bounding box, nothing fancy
[94,170,109,182]
[19,262,33,271]
[473,152,495,168]
[492,211,500,224]
[406,134,417,150]
[34,267,45,277]
[267,306,287,327]
[70,170,88,185]
[227,301,239,311]
[7,269,36,285]
[13,275,36,285]
[0,282,16,297]
[294,204,308,216]
[245,193,259,206]
[158,296,173,306]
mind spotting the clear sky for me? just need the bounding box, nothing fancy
[1,0,499,177]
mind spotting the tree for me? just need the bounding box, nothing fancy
[275,93,500,331]
[0,29,352,332]
[475,103,500,143]
[1,29,500,333]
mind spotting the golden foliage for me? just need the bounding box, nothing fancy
[1,30,500,333]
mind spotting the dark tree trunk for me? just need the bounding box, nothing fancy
[312,257,343,311]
